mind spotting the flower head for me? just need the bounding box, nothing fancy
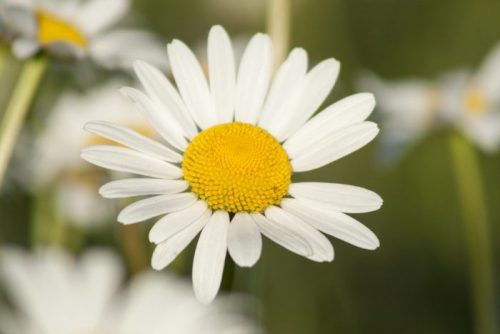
[2,0,167,70]
[81,25,382,303]
[0,247,260,334]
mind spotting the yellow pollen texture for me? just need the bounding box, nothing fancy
[183,122,292,213]
[36,10,87,47]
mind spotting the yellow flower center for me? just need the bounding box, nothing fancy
[465,88,488,116]
[183,122,292,213]
[36,10,87,47]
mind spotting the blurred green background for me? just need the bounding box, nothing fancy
[2,0,500,333]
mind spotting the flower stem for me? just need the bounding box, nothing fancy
[448,132,498,334]
[267,0,291,70]
[0,55,48,187]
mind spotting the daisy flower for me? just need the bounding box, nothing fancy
[358,73,441,162]
[0,247,260,334]
[439,43,500,153]
[26,81,151,227]
[81,25,382,303]
[1,0,167,69]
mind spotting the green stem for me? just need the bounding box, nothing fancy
[267,0,291,70]
[0,56,47,186]
[448,132,498,334]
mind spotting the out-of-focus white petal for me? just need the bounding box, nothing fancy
[475,43,500,102]
[193,211,229,304]
[234,33,272,124]
[227,212,262,267]
[77,0,129,35]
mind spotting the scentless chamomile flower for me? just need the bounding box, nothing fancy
[360,43,500,160]
[1,0,167,70]
[81,25,382,303]
[0,247,260,334]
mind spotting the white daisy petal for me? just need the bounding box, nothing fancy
[117,193,198,225]
[208,25,236,123]
[281,198,380,250]
[258,48,308,132]
[284,93,376,158]
[77,0,129,35]
[81,145,182,179]
[274,58,341,141]
[288,182,383,213]
[168,40,217,129]
[119,87,188,151]
[99,179,189,199]
[227,212,262,267]
[84,121,182,163]
[193,211,229,304]
[265,206,334,262]
[475,43,500,102]
[149,201,209,244]
[133,60,198,139]
[151,209,212,270]
[291,122,379,172]
[234,33,272,124]
[12,38,39,59]
[251,213,313,258]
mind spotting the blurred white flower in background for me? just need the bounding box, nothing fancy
[26,81,151,227]
[0,0,168,70]
[0,247,261,334]
[82,25,382,303]
[358,73,440,162]
[360,43,500,161]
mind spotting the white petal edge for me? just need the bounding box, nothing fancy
[227,212,262,267]
[284,93,376,158]
[119,87,188,151]
[77,0,129,35]
[117,193,198,225]
[281,198,380,250]
[149,201,209,244]
[193,211,229,304]
[273,58,341,142]
[251,213,312,258]
[81,145,182,179]
[151,209,212,270]
[258,48,308,132]
[234,33,272,125]
[208,25,236,123]
[133,60,198,139]
[168,39,217,129]
[265,206,334,262]
[99,179,188,199]
[291,122,379,172]
[84,121,182,163]
[288,182,383,213]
